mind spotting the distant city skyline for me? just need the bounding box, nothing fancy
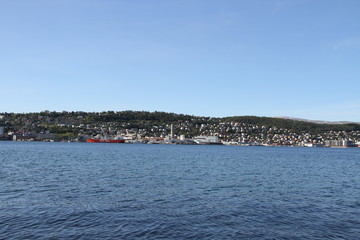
[1,0,359,121]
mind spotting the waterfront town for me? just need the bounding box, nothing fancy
[0,111,360,148]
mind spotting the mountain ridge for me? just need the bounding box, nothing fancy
[275,116,360,125]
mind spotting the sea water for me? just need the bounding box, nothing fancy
[1,141,360,239]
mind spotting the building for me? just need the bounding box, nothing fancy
[324,140,353,147]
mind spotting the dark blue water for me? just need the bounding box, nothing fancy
[1,142,360,239]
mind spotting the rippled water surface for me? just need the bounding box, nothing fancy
[1,142,360,239]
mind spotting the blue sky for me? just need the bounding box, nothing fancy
[1,0,359,121]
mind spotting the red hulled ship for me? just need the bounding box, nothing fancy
[87,139,125,143]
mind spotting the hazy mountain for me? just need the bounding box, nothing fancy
[275,116,360,125]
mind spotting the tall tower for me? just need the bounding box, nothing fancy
[170,124,174,139]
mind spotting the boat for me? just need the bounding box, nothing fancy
[87,139,125,143]
[87,133,126,143]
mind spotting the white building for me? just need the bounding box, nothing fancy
[324,140,353,147]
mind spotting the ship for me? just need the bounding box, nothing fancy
[87,139,125,143]
[87,135,125,143]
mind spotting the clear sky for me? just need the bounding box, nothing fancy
[1,0,359,121]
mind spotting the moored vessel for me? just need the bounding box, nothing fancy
[87,139,125,143]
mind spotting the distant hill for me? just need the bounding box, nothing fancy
[275,116,360,125]
[1,111,360,136]
[221,115,360,134]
